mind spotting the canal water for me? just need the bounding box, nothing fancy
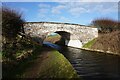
[43,42,120,79]
[61,47,120,80]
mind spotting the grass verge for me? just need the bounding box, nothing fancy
[83,38,96,48]
[20,49,79,78]
[39,50,79,78]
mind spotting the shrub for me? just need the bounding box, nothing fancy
[116,22,120,30]
[1,7,25,60]
[2,7,24,40]
[92,18,119,33]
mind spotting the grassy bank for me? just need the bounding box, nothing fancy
[20,48,79,78]
[83,38,96,48]
[3,46,79,79]
[82,31,120,55]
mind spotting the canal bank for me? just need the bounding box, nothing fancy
[82,37,120,56]
[80,48,120,56]
[82,31,120,56]
[4,46,79,79]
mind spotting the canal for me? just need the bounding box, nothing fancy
[43,42,120,79]
[61,47,120,79]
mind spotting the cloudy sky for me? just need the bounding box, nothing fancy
[3,2,119,25]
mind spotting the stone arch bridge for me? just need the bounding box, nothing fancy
[24,22,98,48]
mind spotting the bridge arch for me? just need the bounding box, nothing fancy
[54,31,71,46]
[46,30,83,48]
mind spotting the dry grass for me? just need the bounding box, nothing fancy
[91,31,120,54]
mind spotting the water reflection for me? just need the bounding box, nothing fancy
[43,42,61,51]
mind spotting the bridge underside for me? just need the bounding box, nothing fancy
[48,31,83,48]
[65,40,82,48]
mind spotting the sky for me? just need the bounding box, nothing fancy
[2,2,119,25]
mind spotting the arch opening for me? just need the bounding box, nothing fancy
[44,31,83,48]
[54,31,71,46]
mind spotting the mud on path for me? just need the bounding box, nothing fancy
[20,47,52,78]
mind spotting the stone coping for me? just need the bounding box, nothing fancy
[25,22,95,28]
[80,48,120,56]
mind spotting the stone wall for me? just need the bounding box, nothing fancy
[24,22,98,46]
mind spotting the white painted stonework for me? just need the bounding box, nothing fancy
[66,40,82,48]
